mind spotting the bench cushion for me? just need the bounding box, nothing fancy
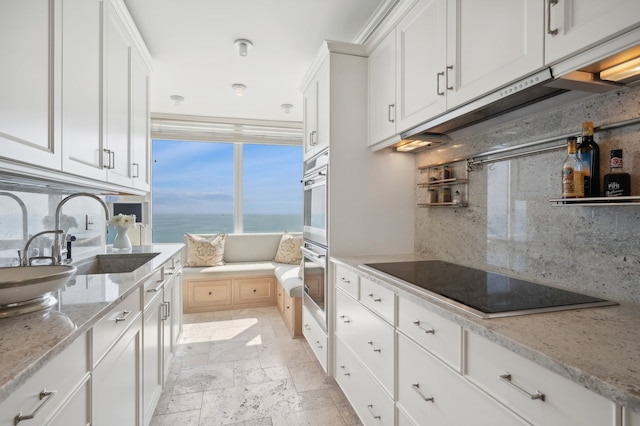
[183,262,275,279]
[274,263,304,298]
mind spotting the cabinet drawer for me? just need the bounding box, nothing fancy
[336,288,394,395]
[92,288,141,367]
[0,333,89,426]
[397,296,461,370]
[334,263,359,299]
[465,331,616,426]
[335,336,394,426]
[398,333,526,426]
[142,269,164,308]
[185,279,232,310]
[302,304,327,371]
[234,277,276,305]
[359,276,394,324]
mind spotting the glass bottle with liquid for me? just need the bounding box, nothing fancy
[577,121,600,197]
[562,137,585,199]
[603,149,630,197]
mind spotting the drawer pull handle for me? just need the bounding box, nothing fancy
[367,341,382,352]
[14,389,57,425]
[366,404,381,420]
[412,320,435,334]
[412,383,434,402]
[340,365,350,376]
[146,279,165,292]
[315,340,323,349]
[304,324,311,331]
[368,293,382,302]
[339,315,351,324]
[115,310,132,323]
[499,372,545,401]
[340,277,351,284]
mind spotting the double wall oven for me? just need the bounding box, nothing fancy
[302,149,328,331]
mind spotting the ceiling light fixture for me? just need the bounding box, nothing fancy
[234,39,253,57]
[170,95,184,106]
[232,84,247,96]
[281,103,293,114]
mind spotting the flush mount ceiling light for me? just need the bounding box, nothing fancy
[600,56,640,83]
[281,103,293,114]
[232,84,247,96]
[234,39,253,57]
[169,95,184,106]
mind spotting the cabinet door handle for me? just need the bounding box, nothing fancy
[315,340,323,349]
[132,162,140,178]
[367,293,382,302]
[446,65,454,90]
[115,310,132,323]
[304,324,311,331]
[366,404,381,420]
[547,0,559,36]
[436,71,445,96]
[340,277,351,284]
[367,341,382,352]
[339,314,351,324]
[146,279,165,293]
[340,365,350,376]
[310,130,318,146]
[499,372,545,401]
[14,389,57,424]
[412,320,435,334]
[412,383,434,402]
[103,149,112,169]
[388,104,395,123]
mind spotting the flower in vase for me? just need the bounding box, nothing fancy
[107,213,137,229]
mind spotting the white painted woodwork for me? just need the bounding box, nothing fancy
[359,276,395,324]
[142,291,163,426]
[335,336,394,426]
[398,333,527,426]
[625,407,640,426]
[302,57,330,160]
[334,264,359,299]
[0,0,61,170]
[162,266,182,383]
[335,287,394,395]
[61,0,105,181]
[395,0,447,134]
[397,296,462,370]
[130,46,151,191]
[46,378,90,426]
[0,333,88,426]
[368,29,398,147]
[397,405,418,426]
[302,303,328,371]
[545,0,640,64]
[92,315,142,426]
[465,330,617,426]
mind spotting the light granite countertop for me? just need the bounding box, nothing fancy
[332,253,640,414]
[0,243,184,404]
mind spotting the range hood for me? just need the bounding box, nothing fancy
[398,47,640,151]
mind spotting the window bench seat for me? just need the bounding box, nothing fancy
[182,233,303,338]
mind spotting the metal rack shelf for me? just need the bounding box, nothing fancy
[417,178,469,187]
[549,196,640,206]
[418,201,468,208]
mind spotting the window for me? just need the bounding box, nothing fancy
[151,140,302,242]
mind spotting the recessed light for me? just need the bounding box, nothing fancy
[234,39,253,57]
[232,84,247,96]
[281,104,293,114]
[170,95,184,106]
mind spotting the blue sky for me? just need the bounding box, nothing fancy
[152,140,303,215]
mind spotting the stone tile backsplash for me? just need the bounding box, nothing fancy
[415,84,640,304]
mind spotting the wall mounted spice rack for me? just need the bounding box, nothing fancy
[417,162,469,207]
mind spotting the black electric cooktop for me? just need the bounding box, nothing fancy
[361,260,616,318]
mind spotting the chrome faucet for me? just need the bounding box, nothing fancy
[21,230,63,266]
[53,193,111,264]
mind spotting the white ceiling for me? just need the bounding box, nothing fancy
[123,0,390,123]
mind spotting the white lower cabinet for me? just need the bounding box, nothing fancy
[625,407,640,425]
[93,314,143,426]
[335,336,394,426]
[302,304,327,371]
[0,332,89,426]
[142,287,164,425]
[465,330,617,426]
[398,333,527,426]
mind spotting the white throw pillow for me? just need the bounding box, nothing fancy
[274,232,303,264]
[184,233,226,267]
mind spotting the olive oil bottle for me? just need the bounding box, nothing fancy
[562,137,585,199]
[577,121,600,197]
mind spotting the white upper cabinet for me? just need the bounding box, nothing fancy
[130,47,151,191]
[395,0,447,134]
[61,0,104,181]
[303,57,330,160]
[545,0,640,64]
[368,29,400,147]
[0,0,62,170]
[446,0,543,108]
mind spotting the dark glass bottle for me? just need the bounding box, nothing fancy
[603,149,631,198]
[577,121,600,197]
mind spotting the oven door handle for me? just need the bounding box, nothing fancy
[301,247,326,260]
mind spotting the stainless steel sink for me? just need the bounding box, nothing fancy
[0,265,77,317]
[74,253,160,275]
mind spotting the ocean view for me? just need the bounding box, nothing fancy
[151,213,303,243]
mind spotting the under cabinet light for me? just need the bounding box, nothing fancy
[395,134,451,153]
[600,57,640,83]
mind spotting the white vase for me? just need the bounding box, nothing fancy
[113,225,132,250]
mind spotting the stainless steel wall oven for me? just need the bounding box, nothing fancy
[301,240,327,331]
[303,150,328,246]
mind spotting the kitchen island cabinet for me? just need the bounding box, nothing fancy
[331,254,640,424]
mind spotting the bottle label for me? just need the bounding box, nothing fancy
[562,167,584,198]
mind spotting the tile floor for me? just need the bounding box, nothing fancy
[150,306,362,426]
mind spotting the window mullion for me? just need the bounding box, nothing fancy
[234,143,243,233]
